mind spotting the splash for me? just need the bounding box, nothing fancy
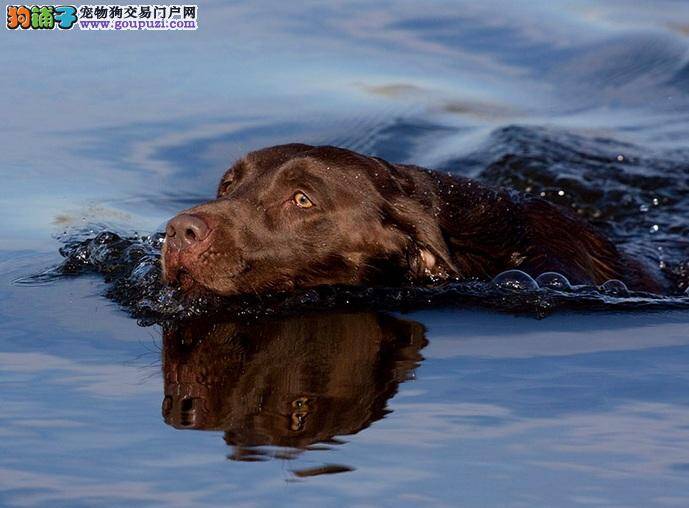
[441,125,689,289]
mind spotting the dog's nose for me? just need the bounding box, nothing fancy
[165,214,210,251]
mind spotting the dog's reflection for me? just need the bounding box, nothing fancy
[161,311,427,463]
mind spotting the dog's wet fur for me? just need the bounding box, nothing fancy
[161,144,664,296]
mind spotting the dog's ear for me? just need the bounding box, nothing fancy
[380,196,458,281]
[366,156,458,281]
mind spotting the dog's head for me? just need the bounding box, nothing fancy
[161,144,456,296]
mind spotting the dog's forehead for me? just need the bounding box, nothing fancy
[276,157,392,196]
[245,143,314,169]
[219,144,313,182]
[230,145,385,182]
[277,154,365,178]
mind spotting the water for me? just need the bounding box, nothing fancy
[3,1,689,506]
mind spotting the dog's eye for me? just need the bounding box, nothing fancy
[293,192,314,209]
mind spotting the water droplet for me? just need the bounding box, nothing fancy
[616,154,624,162]
[557,190,565,196]
[491,270,538,291]
[536,272,572,291]
[652,197,660,206]
[600,279,629,296]
[639,204,649,212]
[649,224,659,233]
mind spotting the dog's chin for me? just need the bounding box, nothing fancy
[166,269,246,299]
[163,269,214,298]
[177,270,201,292]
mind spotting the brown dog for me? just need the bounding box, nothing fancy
[162,144,662,295]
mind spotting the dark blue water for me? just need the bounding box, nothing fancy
[3,1,689,506]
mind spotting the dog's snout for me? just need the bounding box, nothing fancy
[165,213,210,251]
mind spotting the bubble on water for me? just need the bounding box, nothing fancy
[600,279,629,296]
[535,272,572,291]
[616,154,624,162]
[650,224,659,233]
[491,270,538,291]
[639,204,649,212]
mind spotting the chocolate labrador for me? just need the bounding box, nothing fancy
[162,144,662,295]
